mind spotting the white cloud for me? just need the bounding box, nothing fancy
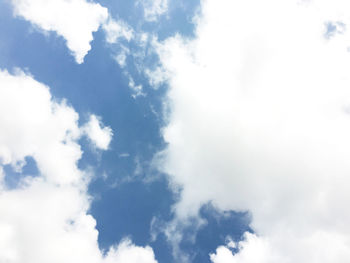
[154,0,350,261]
[115,51,127,68]
[210,233,278,263]
[0,69,81,185]
[210,231,350,263]
[144,66,168,89]
[10,0,109,63]
[0,69,157,263]
[9,0,134,64]
[83,114,113,151]
[103,18,134,44]
[119,153,130,158]
[138,0,168,22]
[104,239,157,263]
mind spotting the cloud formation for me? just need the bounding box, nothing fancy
[105,239,157,263]
[10,0,133,63]
[138,0,168,22]
[10,0,108,63]
[103,18,134,44]
[155,0,350,261]
[0,69,157,263]
[83,114,113,151]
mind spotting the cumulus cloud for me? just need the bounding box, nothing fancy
[0,69,157,263]
[83,115,113,150]
[104,239,157,263]
[9,0,134,63]
[138,0,168,22]
[154,0,350,261]
[10,0,108,63]
[0,69,82,185]
[210,233,278,263]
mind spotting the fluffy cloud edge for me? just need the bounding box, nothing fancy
[151,0,350,262]
[83,114,113,151]
[9,0,134,63]
[0,68,157,263]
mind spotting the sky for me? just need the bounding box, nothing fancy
[1,0,350,262]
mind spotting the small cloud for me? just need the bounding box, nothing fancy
[119,153,130,158]
[137,0,168,22]
[103,18,134,44]
[113,46,130,68]
[83,115,113,150]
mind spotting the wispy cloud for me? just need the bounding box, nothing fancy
[138,0,168,22]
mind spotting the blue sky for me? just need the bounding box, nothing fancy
[2,1,350,263]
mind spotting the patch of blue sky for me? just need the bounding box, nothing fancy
[3,156,39,189]
[96,0,201,40]
[180,204,252,263]
[89,178,176,260]
[324,20,346,39]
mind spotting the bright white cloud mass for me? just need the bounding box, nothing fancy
[155,0,350,262]
[0,69,157,263]
[10,0,108,63]
[83,114,113,151]
[10,0,132,63]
